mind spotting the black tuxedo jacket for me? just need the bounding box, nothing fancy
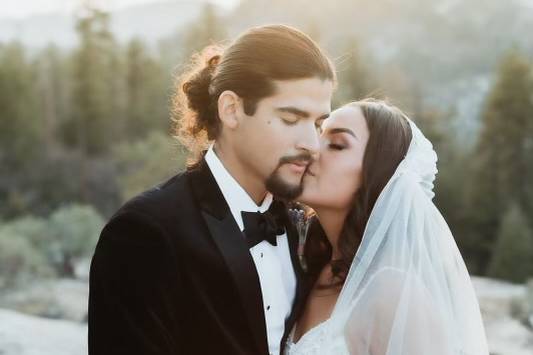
[88,159,309,355]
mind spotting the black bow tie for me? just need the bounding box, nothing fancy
[242,201,286,248]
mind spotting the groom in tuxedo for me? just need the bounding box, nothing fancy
[88,24,335,355]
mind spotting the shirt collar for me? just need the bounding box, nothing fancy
[205,145,273,231]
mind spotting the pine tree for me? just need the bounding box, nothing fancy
[35,44,71,155]
[182,3,227,58]
[65,6,122,156]
[468,49,533,273]
[125,38,168,138]
[487,204,533,283]
[334,36,373,106]
[0,42,43,217]
[0,42,41,168]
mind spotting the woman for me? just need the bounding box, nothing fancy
[285,99,488,354]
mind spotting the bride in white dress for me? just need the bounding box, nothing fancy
[284,99,488,354]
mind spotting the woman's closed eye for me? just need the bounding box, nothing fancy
[328,143,346,150]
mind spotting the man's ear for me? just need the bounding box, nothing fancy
[217,90,243,130]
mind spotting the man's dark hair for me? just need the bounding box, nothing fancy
[172,24,336,162]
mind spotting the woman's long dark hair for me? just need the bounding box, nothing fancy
[304,99,413,287]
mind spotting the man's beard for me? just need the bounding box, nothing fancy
[265,152,313,201]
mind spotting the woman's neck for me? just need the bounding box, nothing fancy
[314,207,348,261]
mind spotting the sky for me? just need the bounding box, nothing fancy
[0,0,239,19]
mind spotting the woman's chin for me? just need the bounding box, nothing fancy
[297,177,317,203]
[294,189,315,207]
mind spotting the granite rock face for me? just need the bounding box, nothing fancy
[0,276,532,355]
[0,308,87,355]
[472,276,533,355]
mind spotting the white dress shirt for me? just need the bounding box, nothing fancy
[205,146,297,355]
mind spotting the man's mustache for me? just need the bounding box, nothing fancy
[278,152,314,166]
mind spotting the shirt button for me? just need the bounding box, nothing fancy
[267,305,271,310]
[260,252,264,258]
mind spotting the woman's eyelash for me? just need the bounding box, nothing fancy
[328,143,345,150]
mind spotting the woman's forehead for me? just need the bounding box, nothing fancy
[323,106,365,131]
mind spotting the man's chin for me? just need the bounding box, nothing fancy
[265,174,304,201]
[282,173,305,186]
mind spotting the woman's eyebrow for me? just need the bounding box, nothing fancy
[327,127,358,139]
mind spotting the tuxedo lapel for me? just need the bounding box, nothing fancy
[188,159,269,355]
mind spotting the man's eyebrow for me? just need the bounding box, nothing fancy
[327,127,358,139]
[276,107,310,118]
[276,107,330,121]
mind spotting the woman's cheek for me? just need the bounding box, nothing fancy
[336,165,361,207]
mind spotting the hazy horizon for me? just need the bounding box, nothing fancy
[0,0,239,19]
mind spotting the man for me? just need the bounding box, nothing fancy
[88,24,335,355]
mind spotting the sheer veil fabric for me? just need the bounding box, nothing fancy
[313,118,489,354]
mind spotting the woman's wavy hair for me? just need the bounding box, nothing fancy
[304,99,413,287]
[171,24,336,165]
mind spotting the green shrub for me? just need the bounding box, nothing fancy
[47,204,104,276]
[0,229,53,289]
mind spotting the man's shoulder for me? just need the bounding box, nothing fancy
[110,170,193,225]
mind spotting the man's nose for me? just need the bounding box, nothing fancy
[295,122,321,158]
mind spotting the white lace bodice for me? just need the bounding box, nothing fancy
[284,320,329,355]
[284,319,349,355]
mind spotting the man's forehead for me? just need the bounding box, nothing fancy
[266,79,333,115]
[271,77,334,95]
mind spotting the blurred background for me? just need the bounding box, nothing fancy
[1,0,532,354]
